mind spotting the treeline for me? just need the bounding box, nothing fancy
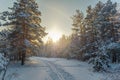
[70,0,120,71]
[40,0,120,71]
[39,35,71,58]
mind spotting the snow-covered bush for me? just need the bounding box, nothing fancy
[107,42,120,63]
[89,45,110,72]
[0,53,9,73]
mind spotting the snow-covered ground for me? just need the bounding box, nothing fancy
[1,56,120,80]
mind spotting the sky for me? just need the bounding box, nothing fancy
[0,0,120,41]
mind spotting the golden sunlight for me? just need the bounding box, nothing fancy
[48,31,61,42]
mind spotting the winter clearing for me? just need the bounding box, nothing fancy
[1,56,119,80]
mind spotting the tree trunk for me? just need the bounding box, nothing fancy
[21,15,27,65]
[112,52,116,63]
[21,52,25,65]
[18,51,21,60]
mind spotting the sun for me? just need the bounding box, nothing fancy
[48,31,61,42]
[43,27,62,43]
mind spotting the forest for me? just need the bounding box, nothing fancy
[39,0,120,71]
[0,0,120,80]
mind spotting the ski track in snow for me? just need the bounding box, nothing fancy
[42,60,75,80]
[4,57,75,80]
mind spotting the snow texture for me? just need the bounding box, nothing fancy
[0,53,8,71]
[1,56,119,80]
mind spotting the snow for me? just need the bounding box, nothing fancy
[18,12,30,18]
[24,39,31,47]
[0,56,119,80]
[107,42,120,49]
[0,57,119,80]
[0,57,118,80]
[0,53,8,70]
[50,58,103,80]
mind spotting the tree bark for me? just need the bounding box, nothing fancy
[21,52,25,65]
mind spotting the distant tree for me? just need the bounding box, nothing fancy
[57,35,71,58]
[42,35,71,58]
[44,37,54,57]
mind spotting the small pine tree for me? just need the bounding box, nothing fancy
[89,41,110,72]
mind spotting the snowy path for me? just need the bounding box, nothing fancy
[42,59,75,80]
[4,57,111,80]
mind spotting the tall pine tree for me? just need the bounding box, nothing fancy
[0,0,47,65]
[70,10,85,60]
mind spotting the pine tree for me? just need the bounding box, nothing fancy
[70,10,85,59]
[89,0,118,71]
[84,2,104,59]
[95,0,117,42]
[71,10,84,36]
[0,0,47,65]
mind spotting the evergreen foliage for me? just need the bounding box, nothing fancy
[70,0,120,71]
[0,0,47,65]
